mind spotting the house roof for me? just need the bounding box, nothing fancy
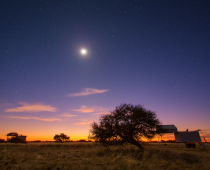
[156,125,178,133]
[7,132,18,136]
[158,125,177,129]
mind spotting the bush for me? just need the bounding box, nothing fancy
[0,139,5,143]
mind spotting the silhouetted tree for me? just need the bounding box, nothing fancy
[53,133,70,142]
[89,103,162,150]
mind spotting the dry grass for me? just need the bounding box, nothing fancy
[0,142,209,170]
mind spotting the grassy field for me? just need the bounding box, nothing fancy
[0,142,209,170]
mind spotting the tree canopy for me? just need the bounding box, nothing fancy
[53,133,70,142]
[89,103,162,150]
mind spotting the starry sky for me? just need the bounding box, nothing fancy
[1,0,210,141]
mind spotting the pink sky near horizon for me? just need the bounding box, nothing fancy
[0,94,209,142]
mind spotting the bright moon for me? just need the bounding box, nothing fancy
[81,49,87,55]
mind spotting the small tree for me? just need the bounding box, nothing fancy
[53,133,70,142]
[89,103,162,150]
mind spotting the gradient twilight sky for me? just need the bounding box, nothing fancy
[1,0,210,141]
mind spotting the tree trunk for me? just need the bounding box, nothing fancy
[130,140,144,151]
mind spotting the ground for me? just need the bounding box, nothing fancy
[0,142,209,170]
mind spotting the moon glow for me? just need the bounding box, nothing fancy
[81,49,87,55]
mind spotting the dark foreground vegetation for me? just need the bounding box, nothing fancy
[0,142,209,170]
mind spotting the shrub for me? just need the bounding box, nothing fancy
[0,139,5,143]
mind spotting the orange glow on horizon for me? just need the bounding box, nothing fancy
[0,134,89,142]
[1,134,210,142]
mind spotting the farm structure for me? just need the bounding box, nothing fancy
[7,132,27,142]
[156,125,207,148]
[156,125,178,133]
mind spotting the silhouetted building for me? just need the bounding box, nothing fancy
[7,132,27,142]
[156,125,207,148]
[156,125,178,133]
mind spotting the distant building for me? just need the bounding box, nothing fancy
[156,125,207,148]
[7,132,27,142]
[174,131,201,143]
[156,125,178,133]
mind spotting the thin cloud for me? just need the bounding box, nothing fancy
[6,116,61,121]
[74,120,93,125]
[72,106,110,115]
[67,88,109,97]
[72,106,95,113]
[91,112,110,115]
[4,102,57,113]
[61,113,78,117]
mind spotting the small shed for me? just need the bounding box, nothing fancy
[7,132,18,141]
[174,131,201,143]
[7,132,27,142]
[156,124,207,148]
[16,135,27,141]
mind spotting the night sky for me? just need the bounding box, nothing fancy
[1,0,210,141]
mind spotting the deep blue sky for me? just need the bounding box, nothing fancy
[0,0,210,140]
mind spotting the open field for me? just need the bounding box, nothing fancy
[0,142,210,170]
